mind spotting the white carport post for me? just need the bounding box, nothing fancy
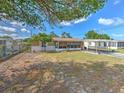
[115,41,118,49]
[106,41,109,53]
[95,41,98,53]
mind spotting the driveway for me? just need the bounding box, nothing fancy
[108,53,124,59]
[83,50,124,59]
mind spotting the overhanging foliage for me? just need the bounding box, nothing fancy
[0,0,106,29]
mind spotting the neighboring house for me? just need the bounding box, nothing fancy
[0,38,13,57]
[84,39,124,50]
[52,37,83,51]
[12,39,23,53]
[0,38,24,59]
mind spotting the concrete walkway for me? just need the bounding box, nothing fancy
[83,50,124,59]
[108,53,124,59]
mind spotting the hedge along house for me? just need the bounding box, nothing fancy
[84,39,124,51]
[52,38,84,51]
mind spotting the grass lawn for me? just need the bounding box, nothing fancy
[117,49,124,54]
[40,51,124,66]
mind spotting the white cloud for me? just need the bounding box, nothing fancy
[113,0,120,5]
[10,34,18,37]
[114,17,124,25]
[112,33,124,37]
[0,25,16,33]
[74,18,87,24]
[0,32,29,39]
[60,18,87,26]
[98,17,124,26]
[15,36,30,39]
[60,21,71,26]
[21,28,30,33]
[0,33,8,36]
[9,34,27,39]
[0,33,18,38]
[98,18,114,25]
[11,21,23,27]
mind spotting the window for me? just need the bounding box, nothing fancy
[118,42,124,47]
[104,42,107,47]
[110,42,116,47]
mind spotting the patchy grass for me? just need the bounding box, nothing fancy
[1,52,124,93]
[117,49,124,54]
[40,51,124,66]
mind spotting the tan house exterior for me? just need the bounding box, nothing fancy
[52,38,83,51]
[31,38,84,52]
[31,41,46,52]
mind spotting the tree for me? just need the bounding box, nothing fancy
[31,33,51,42]
[100,34,111,39]
[0,0,106,29]
[84,30,111,39]
[61,32,66,38]
[66,33,72,38]
[49,31,59,41]
[61,32,72,38]
[49,31,58,38]
[0,36,12,38]
[39,33,51,42]
[84,30,98,39]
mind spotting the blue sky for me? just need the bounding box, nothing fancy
[0,0,124,40]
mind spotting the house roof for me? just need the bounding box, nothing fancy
[52,38,124,42]
[84,39,124,42]
[52,37,82,42]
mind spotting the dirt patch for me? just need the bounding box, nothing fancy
[0,53,124,93]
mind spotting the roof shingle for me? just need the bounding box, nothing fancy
[52,37,82,42]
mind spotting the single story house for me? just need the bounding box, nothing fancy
[31,38,124,52]
[0,38,13,57]
[13,39,24,53]
[84,39,124,50]
[52,37,83,51]
[31,37,84,52]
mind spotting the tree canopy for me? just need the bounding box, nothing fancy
[0,36,12,38]
[49,31,59,38]
[84,30,111,40]
[0,0,106,29]
[61,32,72,38]
[31,33,51,42]
[31,31,73,43]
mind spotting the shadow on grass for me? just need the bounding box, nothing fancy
[0,61,124,93]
